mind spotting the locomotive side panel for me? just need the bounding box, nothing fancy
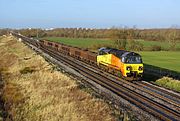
[97,54,112,66]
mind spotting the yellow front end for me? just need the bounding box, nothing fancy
[123,64,143,78]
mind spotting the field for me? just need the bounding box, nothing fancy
[139,51,180,72]
[41,37,180,50]
[139,40,180,50]
[41,37,112,48]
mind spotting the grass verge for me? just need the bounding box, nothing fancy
[0,35,117,121]
[154,77,180,92]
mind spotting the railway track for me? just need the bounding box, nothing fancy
[40,45,180,121]
[11,33,180,121]
[140,81,180,98]
[135,81,180,104]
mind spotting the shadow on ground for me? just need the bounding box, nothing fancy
[143,64,180,82]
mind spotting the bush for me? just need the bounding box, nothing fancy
[150,45,162,51]
[0,68,8,74]
[155,77,180,92]
[175,47,180,51]
[20,67,35,74]
[128,40,144,51]
[90,43,114,50]
[113,39,127,50]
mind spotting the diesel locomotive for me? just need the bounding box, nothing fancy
[97,47,143,80]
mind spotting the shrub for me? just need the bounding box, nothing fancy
[20,67,35,74]
[128,40,144,51]
[90,43,113,50]
[155,77,180,92]
[150,45,162,51]
[0,68,8,74]
[114,39,127,50]
[175,47,180,51]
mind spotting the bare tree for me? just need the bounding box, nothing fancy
[166,28,178,50]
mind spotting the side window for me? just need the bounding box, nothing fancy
[121,57,127,63]
[121,57,125,63]
[98,51,102,55]
[99,51,106,55]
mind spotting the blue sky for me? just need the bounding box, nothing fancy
[0,0,179,28]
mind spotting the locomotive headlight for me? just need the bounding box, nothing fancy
[138,66,143,71]
[126,66,131,71]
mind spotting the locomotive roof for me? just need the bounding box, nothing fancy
[122,52,141,57]
[99,47,141,58]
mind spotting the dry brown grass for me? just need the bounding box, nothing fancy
[0,36,115,121]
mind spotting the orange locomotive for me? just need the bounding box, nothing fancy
[97,47,143,80]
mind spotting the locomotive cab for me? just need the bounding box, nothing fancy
[121,52,143,80]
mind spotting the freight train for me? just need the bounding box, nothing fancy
[39,39,143,81]
[11,32,143,81]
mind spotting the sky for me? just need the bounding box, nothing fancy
[0,0,180,29]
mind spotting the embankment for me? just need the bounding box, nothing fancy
[0,35,117,121]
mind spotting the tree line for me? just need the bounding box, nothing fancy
[11,28,180,42]
[0,28,180,51]
[1,28,179,42]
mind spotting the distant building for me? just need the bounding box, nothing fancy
[45,28,54,31]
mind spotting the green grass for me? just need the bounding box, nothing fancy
[41,37,112,48]
[138,40,180,50]
[139,51,180,72]
[41,37,180,50]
